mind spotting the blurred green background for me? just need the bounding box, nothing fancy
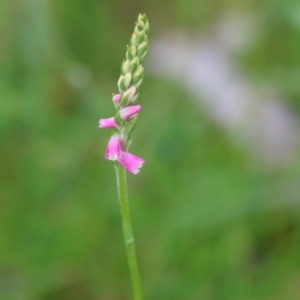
[1,0,300,299]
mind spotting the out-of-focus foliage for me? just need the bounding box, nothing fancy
[1,0,300,299]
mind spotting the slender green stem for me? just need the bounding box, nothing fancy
[115,164,143,300]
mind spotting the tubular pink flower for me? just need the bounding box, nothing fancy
[105,134,122,161]
[98,117,116,128]
[120,105,141,120]
[118,151,144,174]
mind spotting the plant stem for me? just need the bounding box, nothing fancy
[115,164,143,300]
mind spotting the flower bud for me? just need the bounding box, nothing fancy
[131,65,143,84]
[118,73,132,92]
[120,86,136,107]
[114,112,124,128]
[137,21,144,31]
[126,45,136,60]
[144,19,150,35]
[123,114,138,136]
[112,94,122,104]
[130,33,138,46]
[134,77,143,89]
[139,49,148,64]
[121,60,130,75]
[130,92,139,103]
[128,57,139,74]
[137,41,148,57]
[138,14,144,23]
[136,31,145,44]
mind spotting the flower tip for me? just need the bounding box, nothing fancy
[112,94,122,104]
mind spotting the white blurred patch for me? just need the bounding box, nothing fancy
[147,14,299,167]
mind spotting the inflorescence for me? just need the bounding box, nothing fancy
[99,14,149,174]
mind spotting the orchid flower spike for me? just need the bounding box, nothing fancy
[98,14,149,300]
[98,13,149,174]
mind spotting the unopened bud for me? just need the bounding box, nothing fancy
[134,77,143,89]
[138,14,144,23]
[120,86,136,107]
[118,73,132,92]
[121,60,130,75]
[137,41,148,57]
[132,65,144,84]
[137,21,144,31]
[128,57,139,73]
[139,49,148,64]
[144,19,150,35]
[114,112,123,128]
[136,31,145,44]
[130,33,138,46]
[112,94,122,104]
[131,93,139,103]
[123,114,138,136]
[126,45,136,60]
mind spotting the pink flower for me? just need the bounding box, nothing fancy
[112,94,122,104]
[99,117,116,128]
[105,134,122,161]
[120,105,141,120]
[118,151,144,174]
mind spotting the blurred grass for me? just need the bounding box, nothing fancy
[1,0,300,299]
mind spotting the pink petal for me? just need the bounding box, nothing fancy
[112,94,122,104]
[105,134,122,161]
[119,105,141,120]
[99,117,116,128]
[118,151,144,174]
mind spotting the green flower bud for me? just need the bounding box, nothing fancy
[131,92,139,103]
[144,19,150,35]
[131,65,144,84]
[137,41,148,57]
[130,33,138,46]
[138,14,144,23]
[114,112,124,128]
[123,114,138,136]
[118,73,132,92]
[137,21,144,31]
[134,76,143,89]
[139,49,148,64]
[121,60,130,75]
[136,31,145,44]
[128,57,139,74]
[134,22,144,35]
[120,86,136,107]
[126,45,136,60]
